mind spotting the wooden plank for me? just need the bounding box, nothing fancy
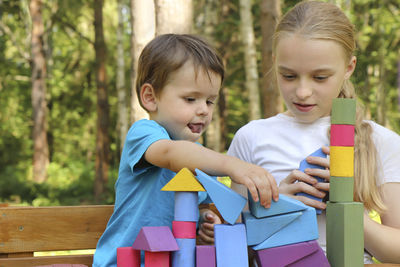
[0,254,93,267]
[0,205,113,253]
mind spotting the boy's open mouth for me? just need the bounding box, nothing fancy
[188,123,204,133]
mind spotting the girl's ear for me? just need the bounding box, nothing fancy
[140,83,157,112]
[344,56,357,79]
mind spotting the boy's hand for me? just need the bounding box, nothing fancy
[229,160,279,209]
[197,209,222,245]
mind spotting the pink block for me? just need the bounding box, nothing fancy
[145,251,170,267]
[196,245,216,267]
[330,124,354,146]
[172,221,196,238]
[117,247,140,267]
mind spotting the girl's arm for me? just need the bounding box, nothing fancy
[144,139,279,208]
[364,182,400,263]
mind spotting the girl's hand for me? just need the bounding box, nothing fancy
[228,160,279,209]
[279,146,330,210]
[197,209,222,245]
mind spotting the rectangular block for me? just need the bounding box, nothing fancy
[326,202,364,267]
[145,251,170,267]
[196,245,216,267]
[331,98,356,125]
[215,224,249,267]
[171,238,196,267]
[117,247,140,267]
[330,124,355,146]
[174,192,198,222]
[330,146,354,177]
[172,221,196,239]
[329,176,354,202]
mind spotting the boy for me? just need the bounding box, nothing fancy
[92,34,278,266]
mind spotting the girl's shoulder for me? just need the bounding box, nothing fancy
[367,120,400,141]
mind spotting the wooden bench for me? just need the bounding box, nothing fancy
[0,205,113,267]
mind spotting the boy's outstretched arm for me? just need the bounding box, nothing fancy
[144,139,279,208]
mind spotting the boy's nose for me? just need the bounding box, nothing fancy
[196,102,209,116]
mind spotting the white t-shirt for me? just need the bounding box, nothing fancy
[227,113,400,262]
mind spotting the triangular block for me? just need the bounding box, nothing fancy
[255,240,329,267]
[195,169,246,224]
[249,194,306,219]
[252,206,318,250]
[162,167,205,191]
[132,226,179,252]
[242,211,302,246]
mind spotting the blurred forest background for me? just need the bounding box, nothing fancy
[1,0,399,206]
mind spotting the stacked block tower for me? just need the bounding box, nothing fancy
[326,98,364,267]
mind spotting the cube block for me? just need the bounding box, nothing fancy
[330,124,355,146]
[117,247,140,267]
[196,245,216,267]
[329,176,354,202]
[330,146,354,177]
[331,98,356,125]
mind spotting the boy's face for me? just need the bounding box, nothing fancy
[150,61,221,142]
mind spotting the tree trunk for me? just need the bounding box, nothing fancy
[30,0,49,183]
[116,0,129,151]
[154,0,193,35]
[129,0,153,123]
[260,0,282,118]
[239,0,261,121]
[94,0,110,203]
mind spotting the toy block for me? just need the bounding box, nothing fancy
[329,176,354,202]
[174,191,198,222]
[196,245,216,267]
[145,251,170,267]
[195,169,246,224]
[242,211,302,246]
[331,98,356,125]
[326,202,364,267]
[214,223,249,267]
[249,193,306,219]
[330,146,354,177]
[252,206,318,250]
[117,247,140,267]
[255,240,329,267]
[171,238,196,267]
[161,167,205,191]
[172,221,196,239]
[132,226,179,252]
[296,148,327,214]
[330,124,355,146]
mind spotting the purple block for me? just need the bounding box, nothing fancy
[255,240,329,267]
[132,226,179,252]
[196,245,216,267]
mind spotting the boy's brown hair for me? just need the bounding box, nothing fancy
[136,34,225,109]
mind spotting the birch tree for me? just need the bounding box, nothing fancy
[239,0,261,120]
[154,0,193,34]
[30,0,49,183]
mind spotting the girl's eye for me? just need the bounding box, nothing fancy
[281,73,296,80]
[314,76,328,81]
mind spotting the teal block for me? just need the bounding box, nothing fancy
[252,206,318,250]
[326,202,364,267]
[329,176,354,202]
[215,223,249,267]
[331,98,356,125]
[242,211,302,246]
[195,169,246,224]
[249,193,306,218]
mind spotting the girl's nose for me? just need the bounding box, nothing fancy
[296,79,313,99]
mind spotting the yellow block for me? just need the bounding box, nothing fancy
[161,167,205,191]
[330,146,354,177]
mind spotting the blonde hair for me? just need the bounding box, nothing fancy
[273,1,385,213]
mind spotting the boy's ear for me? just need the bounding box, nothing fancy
[140,83,157,112]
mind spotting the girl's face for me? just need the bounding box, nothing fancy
[275,35,356,123]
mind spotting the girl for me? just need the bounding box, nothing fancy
[228,1,400,264]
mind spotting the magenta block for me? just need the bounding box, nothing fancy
[196,245,216,267]
[255,240,330,267]
[330,124,355,146]
[117,247,140,267]
[132,226,179,252]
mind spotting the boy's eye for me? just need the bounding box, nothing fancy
[206,100,215,105]
[185,97,196,102]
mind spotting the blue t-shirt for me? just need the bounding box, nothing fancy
[93,119,207,267]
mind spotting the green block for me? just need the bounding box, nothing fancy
[329,176,354,202]
[331,98,356,125]
[326,202,364,267]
